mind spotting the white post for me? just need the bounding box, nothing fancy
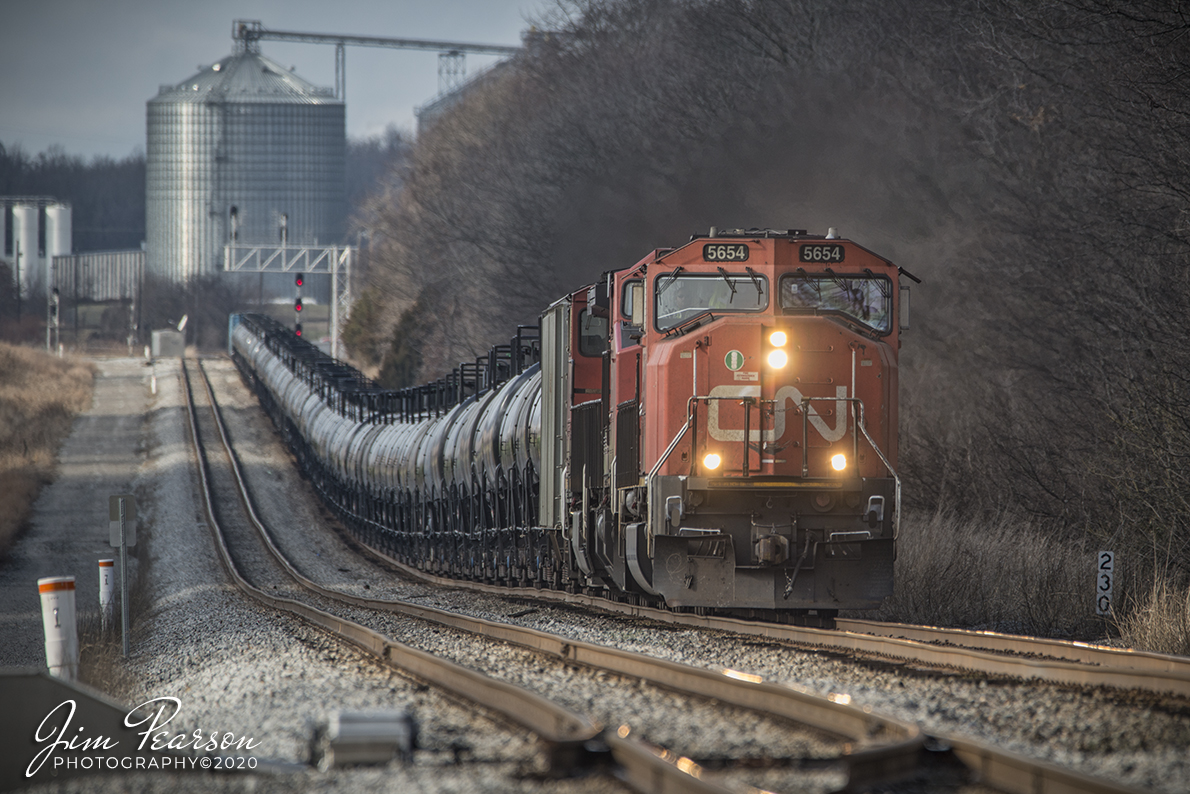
[99,559,115,629]
[344,246,352,351]
[38,576,79,680]
[119,500,130,656]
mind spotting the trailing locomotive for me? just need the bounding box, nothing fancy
[231,228,914,623]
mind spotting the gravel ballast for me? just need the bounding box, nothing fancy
[202,356,1190,794]
[12,353,1183,793]
[16,359,627,794]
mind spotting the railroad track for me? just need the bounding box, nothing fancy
[180,361,597,771]
[354,526,1190,698]
[836,618,1190,678]
[185,357,933,793]
[342,552,1176,794]
[198,355,1170,794]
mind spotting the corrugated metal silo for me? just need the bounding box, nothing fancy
[146,38,345,288]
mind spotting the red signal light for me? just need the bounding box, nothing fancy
[295,323,303,337]
[295,297,303,312]
[295,273,304,287]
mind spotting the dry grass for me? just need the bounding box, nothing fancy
[0,342,94,559]
[76,532,156,698]
[1116,580,1190,656]
[868,510,1098,637]
[76,608,140,700]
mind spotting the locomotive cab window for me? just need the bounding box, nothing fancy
[622,280,645,327]
[618,279,645,349]
[779,273,892,334]
[579,309,609,357]
[654,272,767,332]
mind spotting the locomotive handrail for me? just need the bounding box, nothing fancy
[685,394,757,478]
[644,407,696,557]
[852,400,901,540]
[649,402,697,483]
[663,390,900,540]
[797,395,863,480]
[791,395,900,538]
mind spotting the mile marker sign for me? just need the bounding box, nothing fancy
[109,494,136,547]
[1096,551,1114,616]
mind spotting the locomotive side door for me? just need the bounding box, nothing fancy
[611,273,645,493]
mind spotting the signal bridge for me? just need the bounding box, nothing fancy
[223,243,353,358]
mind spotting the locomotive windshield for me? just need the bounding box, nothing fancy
[654,272,768,331]
[779,273,892,334]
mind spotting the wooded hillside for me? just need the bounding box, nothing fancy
[352,0,1190,617]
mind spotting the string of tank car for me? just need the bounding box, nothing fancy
[193,355,1169,794]
[184,357,929,793]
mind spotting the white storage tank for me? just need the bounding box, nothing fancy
[45,203,72,262]
[145,39,345,290]
[12,203,40,297]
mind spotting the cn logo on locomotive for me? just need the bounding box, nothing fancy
[706,384,849,443]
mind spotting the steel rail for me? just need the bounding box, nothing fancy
[837,618,1190,677]
[341,534,1190,700]
[198,358,926,791]
[354,556,1160,794]
[180,361,598,758]
[940,732,1160,794]
[190,359,752,794]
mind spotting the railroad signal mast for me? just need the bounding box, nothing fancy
[295,272,304,336]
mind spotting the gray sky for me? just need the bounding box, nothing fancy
[0,0,543,160]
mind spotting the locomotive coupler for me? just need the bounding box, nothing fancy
[753,534,789,565]
[751,517,793,565]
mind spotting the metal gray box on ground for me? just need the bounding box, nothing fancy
[151,330,184,358]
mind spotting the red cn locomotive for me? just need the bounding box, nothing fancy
[541,229,911,621]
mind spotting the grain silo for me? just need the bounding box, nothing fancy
[146,38,345,290]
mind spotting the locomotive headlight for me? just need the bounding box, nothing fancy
[769,330,787,347]
[831,453,848,472]
[767,349,788,368]
[703,452,722,471]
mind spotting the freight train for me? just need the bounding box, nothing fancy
[230,228,914,624]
